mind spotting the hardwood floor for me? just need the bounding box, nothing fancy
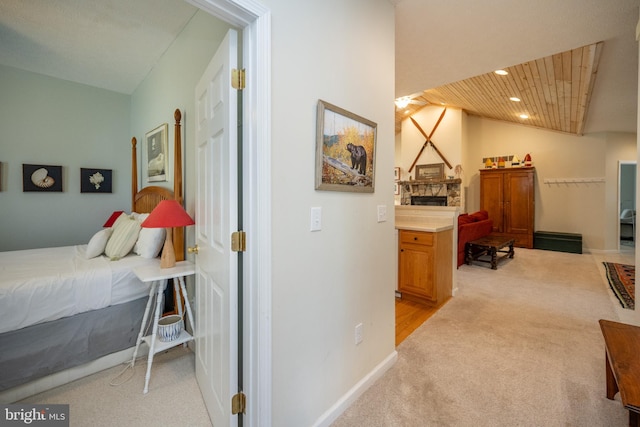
[395,297,445,346]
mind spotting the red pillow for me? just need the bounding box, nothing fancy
[458,214,476,225]
[470,210,489,221]
[103,210,125,227]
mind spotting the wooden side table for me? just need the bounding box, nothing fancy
[465,235,515,269]
[599,319,640,426]
[131,260,196,394]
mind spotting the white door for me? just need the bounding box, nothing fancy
[194,28,239,427]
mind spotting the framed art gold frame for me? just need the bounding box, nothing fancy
[315,100,377,193]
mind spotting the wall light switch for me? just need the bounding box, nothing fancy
[355,323,363,345]
[377,205,387,223]
[310,207,322,231]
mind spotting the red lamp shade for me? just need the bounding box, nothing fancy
[141,200,195,228]
[141,200,195,268]
[103,211,125,227]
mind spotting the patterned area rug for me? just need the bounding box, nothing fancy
[603,262,635,309]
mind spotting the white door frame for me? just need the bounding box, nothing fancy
[186,1,272,425]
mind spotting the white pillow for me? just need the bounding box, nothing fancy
[110,212,130,229]
[105,214,141,260]
[135,227,166,258]
[131,212,149,223]
[85,228,113,259]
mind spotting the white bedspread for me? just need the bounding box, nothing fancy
[0,245,155,334]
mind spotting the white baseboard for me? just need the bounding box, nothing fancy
[311,350,398,427]
[0,346,148,403]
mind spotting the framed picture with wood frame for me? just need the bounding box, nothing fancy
[315,99,377,193]
[145,123,168,182]
[415,163,444,180]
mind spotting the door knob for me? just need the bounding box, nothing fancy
[188,245,199,254]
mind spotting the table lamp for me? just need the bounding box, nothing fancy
[141,200,195,268]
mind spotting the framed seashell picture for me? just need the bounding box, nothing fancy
[81,168,112,193]
[23,164,63,192]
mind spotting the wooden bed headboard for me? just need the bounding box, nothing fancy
[131,109,185,261]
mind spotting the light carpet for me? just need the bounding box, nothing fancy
[19,347,212,427]
[332,249,628,427]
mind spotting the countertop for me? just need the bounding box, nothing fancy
[395,220,453,233]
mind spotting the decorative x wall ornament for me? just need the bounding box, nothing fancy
[408,108,452,173]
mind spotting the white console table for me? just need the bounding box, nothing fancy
[131,260,196,394]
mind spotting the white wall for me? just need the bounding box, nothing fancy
[0,65,130,251]
[464,117,635,251]
[631,17,640,327]
[398,106,463,182]
[397,108,636,251]
[262,0,396,425]
[0,10,232,253]
[131,10,232,229]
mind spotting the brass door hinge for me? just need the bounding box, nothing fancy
[231,68,245,90]
[231,231,246,252]
[232,392,246,414]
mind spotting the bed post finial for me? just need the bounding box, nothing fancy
[131,137,138,210]
[173,109,184,261]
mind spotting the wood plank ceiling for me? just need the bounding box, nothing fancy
[395,43,603,136]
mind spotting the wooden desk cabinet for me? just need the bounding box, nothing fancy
[398,228,452,306]
[480,167,535,248]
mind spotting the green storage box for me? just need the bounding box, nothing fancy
[534,231,582,254]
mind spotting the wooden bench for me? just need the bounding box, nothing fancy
[599,319,640,426]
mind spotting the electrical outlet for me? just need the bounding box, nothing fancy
[377,205,387,222]
[355,323,363,345]
[310,207,322,231]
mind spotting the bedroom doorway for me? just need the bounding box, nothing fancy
[190,1,271,426]
[619,161,636,248]
[194,28,239,426]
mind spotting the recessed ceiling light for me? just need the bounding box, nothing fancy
[519,114,529,119]
[495,69,508,76]
[510,97,521,102]
[395,96,411,109]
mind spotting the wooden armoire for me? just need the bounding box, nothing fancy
[480,167,535,248]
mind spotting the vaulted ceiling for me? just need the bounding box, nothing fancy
[394,0,638,136]
[0,0,637,137]
[0,0,198,94]
[395,43,604,135]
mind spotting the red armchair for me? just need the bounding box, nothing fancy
[457,210,493,267]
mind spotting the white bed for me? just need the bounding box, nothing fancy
[0,109,186,401]
[0,245,155,334]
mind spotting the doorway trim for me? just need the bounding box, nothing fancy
[186,1,272,425]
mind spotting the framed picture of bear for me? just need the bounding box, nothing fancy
[315,99,377,193]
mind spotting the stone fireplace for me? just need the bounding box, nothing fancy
[411,195,447,206]
[399,178,462,207]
